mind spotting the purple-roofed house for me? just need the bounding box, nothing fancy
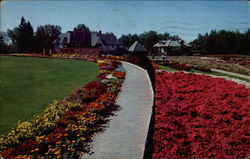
[91,31,123,54]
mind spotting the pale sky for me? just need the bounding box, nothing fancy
[1,0,249,42]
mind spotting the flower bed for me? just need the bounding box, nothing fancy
[156,60,211,72]
[169,56,250,75]
[153,71,249,158]
[53,53,98,62]
[97,60,126,79]
[0,59,125,159]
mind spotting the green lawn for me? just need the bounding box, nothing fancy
[190,69,250,82]
[159,65,177,72]
[0,56,99,135]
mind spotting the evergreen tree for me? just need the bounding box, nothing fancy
[7,17,34,53]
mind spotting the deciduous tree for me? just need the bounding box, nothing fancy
[35,24,61,52]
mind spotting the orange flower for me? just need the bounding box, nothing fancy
[51,148,56,152]
[81,137,86,141]
[54,150,61,155]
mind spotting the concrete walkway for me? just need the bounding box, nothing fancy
[81,62,154,159]
[211,69,250,80]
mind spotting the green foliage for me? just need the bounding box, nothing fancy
[6,17,62,53]
[35,24,61,52]
[119,34,140,47]
[139,31,159,50]
[0,32,10,53]
[7,17,34,53]
[118,31,181,49]
[74,24,90,32]
[190,29,249,55]
[159,65,178,72]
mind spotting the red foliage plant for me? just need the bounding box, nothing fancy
[66,81,106,104]
[153,71,250,158]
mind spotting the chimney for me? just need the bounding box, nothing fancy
[99,30,102,35]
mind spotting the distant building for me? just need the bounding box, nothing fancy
[128,41,148,56]
[91,31,123,54]
[56,30,123,55]
[57,28,91,48]
[153,40,191,56]
[55,29,126,55]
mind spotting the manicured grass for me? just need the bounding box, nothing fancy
[0,56,99,135]
[159,65,177,72]
[190,69,250,82]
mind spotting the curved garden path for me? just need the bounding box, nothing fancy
[82,61,154,159]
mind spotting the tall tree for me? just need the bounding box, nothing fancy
[74,24,90,32]
[119,31,182,48]
[0,32,10,53]
[139,31,160,50]
[190,29,249,55]
[119,34,140,47]
[35,24,61,52]
[7,17,34,53]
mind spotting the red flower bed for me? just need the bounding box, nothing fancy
[153,71,250,158]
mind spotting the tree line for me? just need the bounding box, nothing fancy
[190,29,249,55]
[118,31,181,50]
[0,17,249,55]
[4,17,61,53]
[0,17,92,54]
[0,17,182,54]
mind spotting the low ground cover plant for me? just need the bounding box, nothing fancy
[153,71,249,158]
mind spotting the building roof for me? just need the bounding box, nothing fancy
[59,32,71,43]
[99,34,122,45]
[128,41,147,52]
[153,40,190,47]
